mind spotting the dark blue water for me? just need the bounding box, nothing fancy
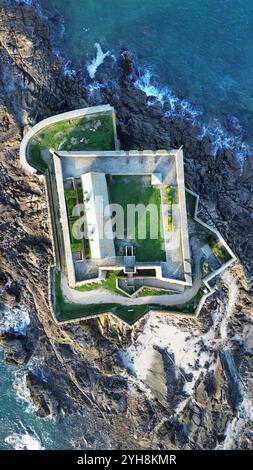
[37,0,253,160]
[0,305,67,449]
[0,304,108,450]
[2,0,253,450]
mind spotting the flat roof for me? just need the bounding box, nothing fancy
[81,172,115,260]
[52,148,192,286]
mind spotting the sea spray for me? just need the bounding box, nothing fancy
[12,355,48,414]
[24,0,251,166]
[14,0,33,5]
[12,369,37,414]
[5,426,44,450]
[87,43,114,79]
[135,68,201,119]
[135,68,250,164]
[0,304,30,337]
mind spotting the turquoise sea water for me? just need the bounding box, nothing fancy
[1,0,253,450]
[0,305,71,449]
[0,357,65,450]
[39,0,253,148]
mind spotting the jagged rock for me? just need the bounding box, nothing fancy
[0,335,27,365]
[0,0,252,450]
[26,372,60,418]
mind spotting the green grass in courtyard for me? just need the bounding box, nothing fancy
[27,111,115,173]
[53,270,148,324]
[210,240,231,263]
[52,270,204,324]
[64,189,83,252]
[107,175,165,262]
[75,271,126,295]
[136,287,173,297]
[27,141,48,173]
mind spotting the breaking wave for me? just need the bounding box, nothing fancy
[0,304,30,337]
[12,369,37,413]
[14,0,34,4]
[5,430,44,450]
[135,69,201,119]
[135,68,250,164]
[12,356,48,413]
[87,43,115,79]
[27,0,251,166]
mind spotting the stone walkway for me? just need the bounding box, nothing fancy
[61,249,202,308]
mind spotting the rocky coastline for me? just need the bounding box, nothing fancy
[0,1,253,449]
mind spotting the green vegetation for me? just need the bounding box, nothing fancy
[165,186,178,205]
[210,240,231,263]
[65,181,92,258]
[75,271,125,295]
[64,188,83,252]
[186,196,217,246]
[75,179,84,203]
[165,186,177,231]
[201,260,211,277]
[137,287,172,297]
[27,141,48,173]
[108,175,165,262]
[52,269,205,324]
[53,270,149,324]
[27,111,115,173]
[167,214,174,232]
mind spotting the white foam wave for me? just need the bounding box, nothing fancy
[53,47,77,78]
[14,0,33,4]
[49,36,251,165]
[5,432,44,450]
[0,304,30,336]
[63,60,77,78]
[135,69,201,120]
[59,17,65,39]
[87,43,112,79]
[135,68,250,164]
[199,120,250,160]
[12,356,48,413]
[87,80,102,95]
[13,369,37,413]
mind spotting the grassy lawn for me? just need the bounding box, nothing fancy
[136,287,172,297]
[165,186,177,231]
[64,188,83,252]
[53,270,149,324]
[107,175,165,262]
[210,240,231,263]
[27,141,48,173]
[75,271,126,295]
[52,270,204,324]
[27,111,115,173]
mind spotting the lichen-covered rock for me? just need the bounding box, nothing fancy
[0,0,252,450]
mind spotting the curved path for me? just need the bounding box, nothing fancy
[61,250,202,307]
[19,104,115,174]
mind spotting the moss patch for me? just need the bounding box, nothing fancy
[27,111,115,173]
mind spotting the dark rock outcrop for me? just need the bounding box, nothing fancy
[0,1,252,450]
